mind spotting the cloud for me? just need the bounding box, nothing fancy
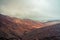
[0,0,60,22]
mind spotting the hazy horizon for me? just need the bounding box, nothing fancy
[0,0,60,22]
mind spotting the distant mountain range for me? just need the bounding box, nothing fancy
[0,14,60,40]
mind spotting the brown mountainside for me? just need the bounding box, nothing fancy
[0,14,44,40]
[0,14,60,40]
[23,23,60,40]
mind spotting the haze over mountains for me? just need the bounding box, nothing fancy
[0,14,60,40]
[0,0,60,22]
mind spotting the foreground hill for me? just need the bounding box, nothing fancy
[0,14,44,40]
[23,23,60,40]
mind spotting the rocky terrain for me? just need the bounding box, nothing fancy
[0,14,60,40]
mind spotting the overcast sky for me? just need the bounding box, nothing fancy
[0,0,60,22]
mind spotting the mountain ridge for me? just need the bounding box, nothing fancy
[0,14,44,40]
[23,23,60,40]
[0,14,60,40]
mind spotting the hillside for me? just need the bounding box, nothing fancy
[23,23,60,40]
[0,14,60,40]
[0,14,44,40]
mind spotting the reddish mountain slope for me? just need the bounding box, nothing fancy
[0,14,44,40]
[23,23,60,40]
[1,14,60,40]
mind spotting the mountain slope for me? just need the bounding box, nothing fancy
[23,23,60,40]
[0,14,44,40]
[1,14,60,40]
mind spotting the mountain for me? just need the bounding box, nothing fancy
[23,23,60,40]
[0,14,60,40]
[0,14,44,40]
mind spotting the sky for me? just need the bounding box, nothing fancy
[0,0,60,22]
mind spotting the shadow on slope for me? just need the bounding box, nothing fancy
[23,23,60,40]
